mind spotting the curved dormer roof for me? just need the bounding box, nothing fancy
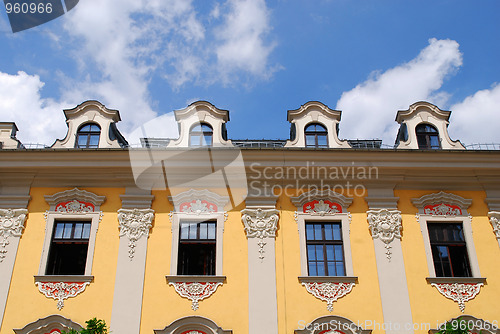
[285,101,350,148]
[167,101,232,148]
[51,100,127,149]
[395,101,465,150]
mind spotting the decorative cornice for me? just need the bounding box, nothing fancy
[35,281,91,310]
[0,208,28,262]
[430,281,483,313]
[117,208,155,259]
[154,316,232,334]
[291,189,353,214]
[13,315,83,334]
[120,193,154,209]
[412,191,472,215]
[287,101,342,122]
[488,212,500,241]
[0,195,31,209]
[169,189,229,213]
[301,281,356,312]
[241,208,279,259]
[45,188,106,211]
[367,209,402,261]
[166,277,225,311]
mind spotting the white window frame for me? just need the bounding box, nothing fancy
[412,191,481,278]
[169,212,225,276]
[36,188,105,281]
[417,215,480,278]
[38,212,102,278]
[295,213,354,277]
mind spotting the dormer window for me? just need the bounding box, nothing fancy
[76,123,101,148]
[305,123,328,148]
[190,123,213,147]
[416,123,440,149]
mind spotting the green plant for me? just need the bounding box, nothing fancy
[61,318,108,334]
[437,317,472,334]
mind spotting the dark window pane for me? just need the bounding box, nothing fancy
[74,223,83,239]
[324,224,333,240]
[82,223,91,239]
[317,135,327,147]
[54,223,64,239]
[315,245,324,260]
[306,224,314,240]
[314,225,322,240]
[332,224,342,240]
[326,245,334,260]
[178,221,217,275]
[305,222,345,277]
[336,263,345,276]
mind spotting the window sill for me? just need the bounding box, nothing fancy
[166,275,226,283]
[298,276,358,283]
[426,277,486,284]
[34,275,94,283]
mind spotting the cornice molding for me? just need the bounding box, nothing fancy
[0,195,31,209]
[291,189,353,213]
[412,191,472,215]
[44,188,106,211]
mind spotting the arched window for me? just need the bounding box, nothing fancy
[190,123,213,147]
[76,123,101,148]
[305,123,328,148]
[416,123,440,149]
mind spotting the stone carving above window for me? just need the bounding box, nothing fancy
[241,208,279,259]
[412,191,472,216]
[0,208,28,262]
[45,188,106,212]
[13,315,83,334]
[291,189,353,214]
[154,316,232,334]
[117,208,155,259]
[367,209,402,261]
[169,189,228,214]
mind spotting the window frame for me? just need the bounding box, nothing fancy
[189,123,213,147]
[296,214,354,277]
[38,212,101,278]
[305,221,346,276]
[75,123,101,149]
[304,122,328,148]
[177,220,217,276]
[416,123,440,150]
[417,215,480,278]
[170,212,225,276]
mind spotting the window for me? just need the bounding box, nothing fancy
[177,221,216,275]
[306,222,345,276]
[189,123,213,147]
[416,123,440,149]
[305,123,328,148]
[428,223,471,277]
[46,221,91,275]
[76,123,101,148]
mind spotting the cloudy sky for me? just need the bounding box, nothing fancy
[0,0,499,147]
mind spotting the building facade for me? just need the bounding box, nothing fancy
[0,100,499,334]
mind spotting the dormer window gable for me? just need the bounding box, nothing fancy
[51,100,128,149]
[0,122,22,149]
[395,101,465,150]
[167,101,232,148]
[285,101,351,149]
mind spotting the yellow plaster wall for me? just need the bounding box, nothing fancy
[139,190,249,334]
[1,187,122,334]
[397,190,500,333]
[275,192,385,334]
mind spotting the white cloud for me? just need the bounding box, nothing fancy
[448,83,500,145]
[336,38,463,145]
[215,0,277,81]
[0,71,68,145]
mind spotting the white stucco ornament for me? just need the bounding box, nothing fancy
[431,282,483,313]
[367,209,402,261]
[117,208,154,259]
[241,208,279,259]
[0,208,28,262]
[35,281,90,310]
[302,281,355,312]
[169,281,223,311]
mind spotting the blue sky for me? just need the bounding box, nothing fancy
[0,0,499,146]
